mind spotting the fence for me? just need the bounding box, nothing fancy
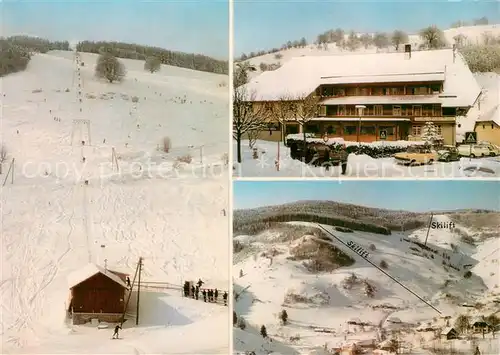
[140,280,228,306]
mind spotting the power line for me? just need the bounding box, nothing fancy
[316,224,442,315]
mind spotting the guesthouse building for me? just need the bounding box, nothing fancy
[474,105,500,146]
[67,263,129,325]
[241,47,481,145]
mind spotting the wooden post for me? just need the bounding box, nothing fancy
[11,158,14,184]
[136,257,143,325]
[120,258,140,326]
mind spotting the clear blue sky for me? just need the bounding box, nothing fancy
[234,0,500,55]
[2,0,229,59]
[233,180,500,212]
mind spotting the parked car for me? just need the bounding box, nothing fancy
[287,139,348,174]
[458,143,498,157]
[394,146,438,166]
[437,145,460,162]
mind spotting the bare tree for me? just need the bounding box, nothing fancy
[0,144,7,174]
[454,34,468,48]
[95,53,126,83]
[373,32,390,50]
[346,31,361,51]
[391,30,409,51]
[419,26,447,49]
[266,94,295,142]
[288,93,321,155]
[247,129,260,149]
[233,86,269,163]
[360,33,373,49]
[144,56,161,73]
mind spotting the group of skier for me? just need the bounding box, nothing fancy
[183,279,228,306]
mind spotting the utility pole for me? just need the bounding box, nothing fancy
[136,257,143,325]
[424,212,434,246]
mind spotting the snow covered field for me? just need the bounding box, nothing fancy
[233,209,500,355]
[1,51,230,353]
[233,140,500,178]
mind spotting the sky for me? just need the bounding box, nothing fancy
[1,0,229,59]
[233,180,500,212]
[234,0,500,55]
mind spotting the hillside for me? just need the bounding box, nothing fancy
[239,24,500,71]
[233,200,499,237]
[1,36,228,76]
[233,211,500,355]
[0,50,229,353]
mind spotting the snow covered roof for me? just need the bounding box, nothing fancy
[321,95,442,105]
[476,105,500,126]
[67,263,128,289]
[242,49,481,108]
[441,327,456,335]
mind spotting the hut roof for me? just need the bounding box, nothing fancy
[441,327,456,335]
[67,263,128,289]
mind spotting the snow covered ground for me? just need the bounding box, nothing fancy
[233,140,500,178]
[233,212,500,355]
[1,51,230,353]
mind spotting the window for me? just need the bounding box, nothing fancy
[347,106,356,116]
[413,105,422,116]
[373,87,384,96]
[432,105,441,116]
[390,88,400,95]
[305,124,320,134]
[338,105,346,116]
[412,125,422,136]
[344,126,357,135]
[319,105,327,116]
[374,105,383,115]
[326,125,337,134]
[430,84,441,93]
[415,87,428,95]
[405,107,412,116]
[286,125,299,134]
[360,88,369,96]
[393,105,402,116]
[361,126,376,135]
[336,88,346,97]
[436,125,442,135]
[379,126,395,135]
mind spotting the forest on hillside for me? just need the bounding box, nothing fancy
[0,36,228,77]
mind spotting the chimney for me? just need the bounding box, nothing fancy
[404,44,411,59]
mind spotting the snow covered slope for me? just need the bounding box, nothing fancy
[233,212,500,355]
[1,51,229,353]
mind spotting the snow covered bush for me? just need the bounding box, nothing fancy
[237,317,246,330]
[380,260,388,269]
[286,136,426,159]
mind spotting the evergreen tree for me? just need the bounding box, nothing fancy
[260,325,268,338]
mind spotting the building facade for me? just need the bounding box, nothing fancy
[242,48,481,146]
[474,105,500,146]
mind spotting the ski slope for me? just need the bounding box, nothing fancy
[1,51,230,353]
[233,214,500,355]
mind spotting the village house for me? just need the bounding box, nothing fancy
[471,317,492,333]
[441,327,459,340]
[474,104,500,146]
[67,263,130,325]
[240,47,481,146]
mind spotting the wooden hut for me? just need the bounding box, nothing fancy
[67,263,129,325]
[471,318,491,333]
[440,327,459,340]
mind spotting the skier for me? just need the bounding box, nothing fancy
[195,285,200,300]
[126,277,131,289]
[202,289,207,302]
[112,324,122,339]
[214,288,219,303]
[223,291,228,306]
[183,281,189,297]
[191,285,195,299]
[197,279,204,288]
[474,346,481,355]
[208,289,213,302]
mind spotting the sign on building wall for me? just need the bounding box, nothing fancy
[379,130,387,140]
